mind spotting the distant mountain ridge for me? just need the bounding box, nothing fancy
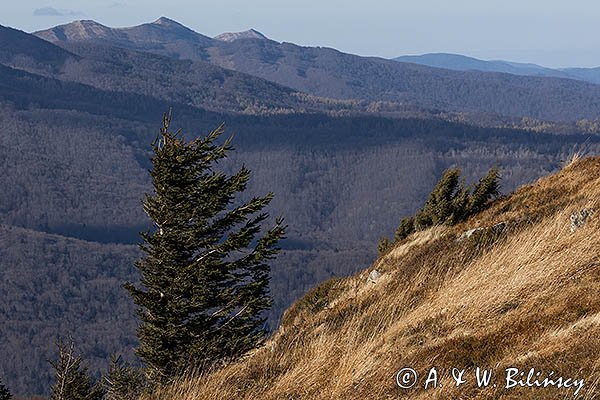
[36,17,215,60]
[36,17,214,46]
[36,19,600,88]
[394,52,600,84]
[1,23,328,116]
[32,18,600,121]
[562,66,600,84]
[394,53,570,78]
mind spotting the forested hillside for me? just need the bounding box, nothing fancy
[0,224,139,394]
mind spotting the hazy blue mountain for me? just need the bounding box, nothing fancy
[33,18,600,122]
[394,53,571,78]
[561,66,600,84]
[394,52,600,87]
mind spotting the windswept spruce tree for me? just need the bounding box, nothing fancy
[126,113,285,383]
[383,167,501,249]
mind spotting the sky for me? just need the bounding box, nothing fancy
[2,0,600,68]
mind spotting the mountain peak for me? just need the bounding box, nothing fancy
[69,19,111,33]
[152,16,183,27]
[35,17,215,47]
[72,19,105,27]
[35,19,114,42]
[214,29,269,42]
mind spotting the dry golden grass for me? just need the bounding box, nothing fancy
[144,157,600,400]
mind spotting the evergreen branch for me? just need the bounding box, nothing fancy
[215,305,249,331]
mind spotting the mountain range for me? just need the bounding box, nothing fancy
[394,52,600,84]
[32,18,600,122]
[1,17,600,396]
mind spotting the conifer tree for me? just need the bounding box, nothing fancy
[468,167,500,214]
[0,379,11,400]
[126,112,285,383]
[415,168,465,228]
[394,216,416,242]
[103,355,146,400]
[377,237,391,255]
[49,341,103,400]
[392,167,501,245]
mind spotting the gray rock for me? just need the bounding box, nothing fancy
[367,269,382,283]
[457,227,484,242]
[457,220,510,242]
[570,208,594,232]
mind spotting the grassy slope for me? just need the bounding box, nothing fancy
[149,156,600,399]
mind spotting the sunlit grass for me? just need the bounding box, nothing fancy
[144,157,600,399]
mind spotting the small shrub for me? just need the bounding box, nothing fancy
[104,355,147,400]
[297,277,344,314]
[390,167,501,246]
[377,237,392,255]
[395,216,416,242]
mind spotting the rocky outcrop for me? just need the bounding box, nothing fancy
[570,208,594,232]
[367,269,382,283]
[457,221,508,242]
[215,29,269,42]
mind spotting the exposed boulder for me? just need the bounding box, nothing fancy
[457,220,510,242]
[367,269,382,283]
[570,208,594,232]
[457,227,485,242]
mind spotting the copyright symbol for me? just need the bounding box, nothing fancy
[396,367,418,389]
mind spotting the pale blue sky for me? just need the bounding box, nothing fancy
[2,0,600,68]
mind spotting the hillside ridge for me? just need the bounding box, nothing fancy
[149,156,600,399]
